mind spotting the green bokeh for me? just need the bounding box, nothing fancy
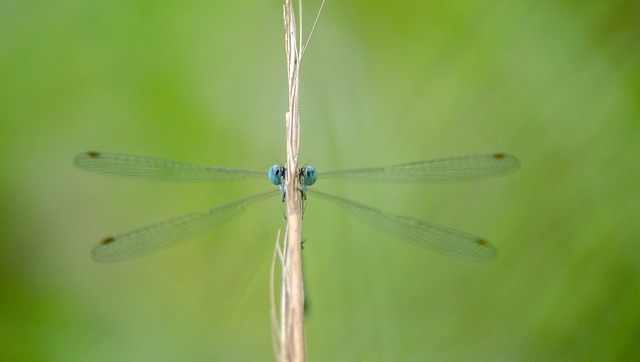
[1,0,638,360]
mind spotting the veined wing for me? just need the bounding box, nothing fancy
[322,153,519,182]
[91,190,279,261]
[74,151,265,181]
[311,190,498,259]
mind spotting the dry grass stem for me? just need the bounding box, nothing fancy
[278,0,305,361]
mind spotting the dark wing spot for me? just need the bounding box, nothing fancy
[87,151,101,158]
[100,236,115,245]
[475,238,489,246]
[493,153,506,159]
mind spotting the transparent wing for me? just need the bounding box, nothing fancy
[322,153,519,182]
[91,190,279,261]
[311,190,498,259]
[74,151,265,181]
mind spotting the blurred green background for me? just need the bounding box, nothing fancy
[1,0,638,360]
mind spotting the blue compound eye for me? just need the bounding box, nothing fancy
[299,165,317,186]
[268,165,285,185]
